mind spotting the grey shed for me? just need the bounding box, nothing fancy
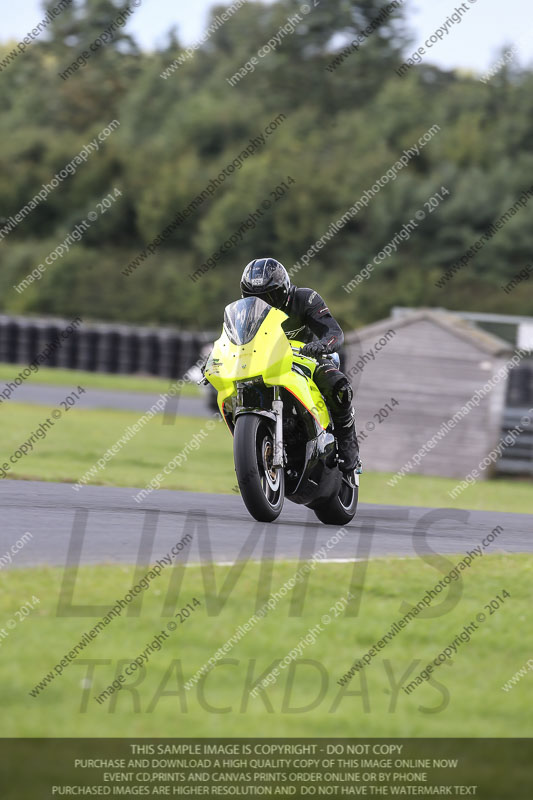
[344,309,514,479]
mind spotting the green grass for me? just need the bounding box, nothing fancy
[1,403,229,493]
[374,470,533,514]
[1,555,531,737]
[2,402,532,511]
[0,363,200,396]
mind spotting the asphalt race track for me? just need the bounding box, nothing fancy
[3,383,210,417]
[0,480,531,569]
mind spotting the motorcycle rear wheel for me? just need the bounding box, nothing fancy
[312,472,358,525]
[233,414,285,522]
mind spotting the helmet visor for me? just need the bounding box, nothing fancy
[242,285,288,309]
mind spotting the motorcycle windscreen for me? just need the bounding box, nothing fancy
[223,297,272,345]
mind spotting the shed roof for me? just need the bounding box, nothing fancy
[345,309,513,357]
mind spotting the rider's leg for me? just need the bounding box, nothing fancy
[314,361,362,473]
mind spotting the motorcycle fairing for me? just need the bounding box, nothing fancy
[204,300,331,430]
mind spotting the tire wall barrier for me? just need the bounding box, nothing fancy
[0,314,214,379]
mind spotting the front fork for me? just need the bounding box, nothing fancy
[272,387,284,468]
[234,384,284,468]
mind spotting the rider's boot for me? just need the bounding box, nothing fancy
[335,410,362,474]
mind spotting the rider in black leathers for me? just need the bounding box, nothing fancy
[241,257,362,474]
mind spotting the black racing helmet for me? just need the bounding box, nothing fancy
[240,258,291,309]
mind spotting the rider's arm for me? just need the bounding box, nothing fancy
[303,290,344,353]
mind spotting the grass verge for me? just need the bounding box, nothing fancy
[2,555,531,737]
[1,403,228,493]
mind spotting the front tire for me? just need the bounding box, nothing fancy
[313,472,358,525]
[233,414,285,522]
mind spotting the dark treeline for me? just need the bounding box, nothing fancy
[1,0,532,331]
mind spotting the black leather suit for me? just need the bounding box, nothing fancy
[281,286,359,463]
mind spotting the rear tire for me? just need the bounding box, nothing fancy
[234,414,285,522]
[313,472,358,525]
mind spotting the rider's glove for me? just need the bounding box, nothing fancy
[301,340,327,359]
[197,356,209,385]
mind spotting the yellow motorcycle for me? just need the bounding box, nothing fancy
[204,296,359,524]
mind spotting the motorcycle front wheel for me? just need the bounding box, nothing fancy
[233,414,285,522]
